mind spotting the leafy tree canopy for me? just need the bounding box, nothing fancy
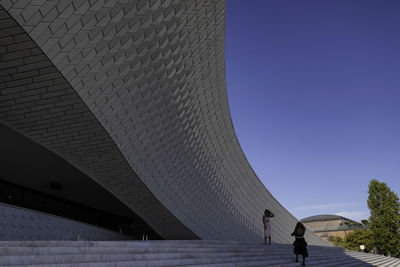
[367,179,400,255]
[361,219,369,227]
[329,235,344,247]
[344,229,374,252]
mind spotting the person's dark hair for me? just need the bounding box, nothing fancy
[294,222,306,236]
[296,222,305,230]
[265,209,270,214]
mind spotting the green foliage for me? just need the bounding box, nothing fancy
[361,219,369,227]
[367,179,400,255]
[347,221,362,227]
[344,229,374,252]
[328,235,344,247]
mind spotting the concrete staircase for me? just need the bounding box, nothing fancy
[0,240,399,266]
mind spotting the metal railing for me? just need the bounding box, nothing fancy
[311,225,364,232]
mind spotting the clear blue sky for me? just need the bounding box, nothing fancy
[225,0,400,222]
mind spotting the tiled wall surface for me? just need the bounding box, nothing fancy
[0,0,326,245]
[0,202,128,240]
[0,3,197,240]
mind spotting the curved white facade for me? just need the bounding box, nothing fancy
[0,0,325,245]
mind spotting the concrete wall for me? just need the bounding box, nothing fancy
[305,219,343,229]
[316,230,355,242]
[0,202,129,240]
[0,0,327,245]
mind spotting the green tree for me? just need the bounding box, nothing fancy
[361,219,369,227]
[329,235,344,247]
[344,229,374,252]
[367,179,400,255]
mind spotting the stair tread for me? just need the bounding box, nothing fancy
[0,241,396,267]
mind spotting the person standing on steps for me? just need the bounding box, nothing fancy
[291,222,308,266]
[262,209,274,245]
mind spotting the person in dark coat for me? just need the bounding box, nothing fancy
[291,222,308,266]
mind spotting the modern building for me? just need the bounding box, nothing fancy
[0,0,326,245]
[301,215,363,242]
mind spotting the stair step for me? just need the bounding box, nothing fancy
[0,244,347,255]
[190,256,369,267]
[346,252,400,265]
[0,251,293,265]
[0,246,280,256]
[0,256,318,267]
[269,257,371,267]
[0,251,357,266]
[0,240,397,267]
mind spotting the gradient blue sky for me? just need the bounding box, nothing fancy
[225,0,400,222]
